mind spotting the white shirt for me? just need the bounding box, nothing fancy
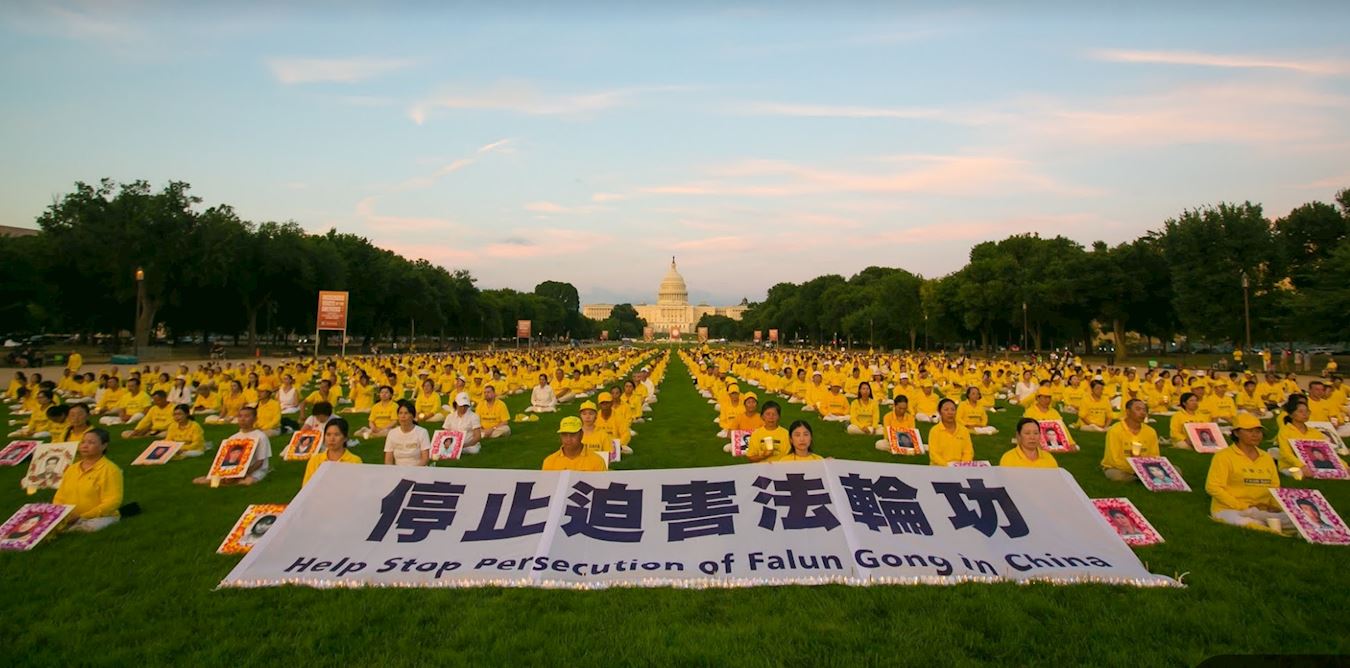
[228,428,272,481]
[383,425,431,466]
[530,384,556,409]
[168,385,193,405]
[442,410,482,435]
[277,386,300,411]
[301,415,333,432]
[1015,381,1039,403]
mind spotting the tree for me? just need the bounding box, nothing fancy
[1157,202,1280,344]
[603,304,646,339]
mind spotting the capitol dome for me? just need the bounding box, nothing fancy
[657,257,689,305]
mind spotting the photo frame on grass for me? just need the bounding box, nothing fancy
[430,430,464,461]
[132,440,182,465]
[886,426,924,455]
[20,442,77,492]
[0,440,40,467]
[1292,440,1349,480]
[0,503,74,551]
[1129,456,1191,492]
[209,437,257,480]
[1185,422,1227,454]
[1306,421,1349,455]
[217,504,288,555]
[1269,488,1349,546]
[1092,498,1163,546]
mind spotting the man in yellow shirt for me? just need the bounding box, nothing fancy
[1205,414,1293,535]
[478,385,511,439]
[100,378,151,426]
[1101,399,1161,481]
[542,416,608,471]
[1075,380,1114,432]
[801,371,828,413]
[255,388,283,436]
[122,390,174,439]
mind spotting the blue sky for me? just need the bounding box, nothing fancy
[2,1,1348,307]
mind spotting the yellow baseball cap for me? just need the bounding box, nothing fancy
[1036,388,1053,398]
[597,391,613,403]
[579,401,598,412]
[1233,413,1263,431]
[742,392,758,403]
[557,416,582,433]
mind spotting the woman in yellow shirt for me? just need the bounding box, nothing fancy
[733,392,764,433]
[414,379,444,423]
[999,418,1058,468]
[874,396,917,451]
[192,383,221,415]
[355,386,398,440]
[956,387,998,435]
[206,380,247,425]
[60,403,93,443]
[1271,396,1328,475]
[928,399,974,466]
[1205,414,1293,535]
[1168,392,1205,448]
[166,404,207,458]
[846,382,882,436]
[578,401,614,457]
[53,428,123,532]
[303,417,362,487]
[8,389,56,438]
[775,420,823,462]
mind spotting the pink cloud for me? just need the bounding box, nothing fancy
[1093,49,1349,76]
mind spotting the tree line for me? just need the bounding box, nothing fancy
[715,189,1350,354]
[0,179,650,352]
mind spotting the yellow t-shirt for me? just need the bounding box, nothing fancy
[928,424,974,466]
[478,400,510,430]
[302,449,362,487]
[415,392,442,418]
[1169,410,1204,445]
[255,399,282,431]
[135,403,175,433]
[747,426,790,462]
[819,393,849,417]
[166,420,206,456]
[1204,446,1279,515]
[955,401,987,429]
[542,448,608,471]
[776,452,823,462]
[999,447,1058,468]
[1101,421,1160,473]
[1077,395,1114,428]
[882,411,916,432]
[368,401,398,430]
[849,399,880,430]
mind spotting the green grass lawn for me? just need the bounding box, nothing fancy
[2,349,1348,666]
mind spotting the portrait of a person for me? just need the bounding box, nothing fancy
[5,513,42,541]
[149,446,169,460]
[1198,430,1217,448]
[1295,498,1333,530]
[1145,463,1172,487]
[240,514,278,546]
[1107,508,1142,537]
[31,453,67,488]
[293,435,315,456]
[1307,446,1336,471]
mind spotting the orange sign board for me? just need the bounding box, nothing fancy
[516,320,532,338]
[769,329,779,343]
[316,291,349,330]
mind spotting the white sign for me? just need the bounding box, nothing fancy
[220,460,1179,590]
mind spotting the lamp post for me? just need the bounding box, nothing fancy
[923,312,929,351]
[1022,301,1028,352]
[1241,271,1252,353]
[134,267,145,357]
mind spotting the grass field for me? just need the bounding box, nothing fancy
[2,348,1348,666]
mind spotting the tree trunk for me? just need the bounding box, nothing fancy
[908,327,917,351]
[1113,318,1128,362]
[246,306,259,349]
[135,297,159,351]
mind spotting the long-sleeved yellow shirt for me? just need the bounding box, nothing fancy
[1205,445,1279,515]
[166,419,206,456]
[135,403,175,433]
[1101,421,1160,473]
[1274,421,1328,470]
[53,457,123,520]
[747,426,789,462]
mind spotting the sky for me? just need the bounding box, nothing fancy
[2,1,1348,307]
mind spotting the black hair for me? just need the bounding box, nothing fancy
[1015,417,1041,435]
[894,394,909,406]
[786,420,814,452]
[1282,394,1309,424]
[1179,392,1197,408]
[325,416,351,439]
[312,401,334,417]
[937,398,957,413]
[396,398,416,416]
[88,427,111,449]
[761,400,781,417]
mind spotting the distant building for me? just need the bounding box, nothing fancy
[582,258,748,335]
[0,225,38,238]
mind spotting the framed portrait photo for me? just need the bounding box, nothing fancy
[1185,422,1227,454]
[0,503,74,551]
[1292,440,1349,480]
[209,437,258,480]
[132,440,183,466]
[20,442,78,491]
[217,504,288,555]
[1038,420,1076,453]
[1129,456,1191,492]
[0,440,40,467]
[886,427,925,455]
[1092,498,1164,547]
[1269,488,1349,546]
[430,430,464,461]
[729,430,751,457]
[282,429,322,462]
[1306,421,1349,455]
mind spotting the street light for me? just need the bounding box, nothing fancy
[1241,271,1252,353]
[134,267,145,357]
[1022,301,1028,352]
[923,312,929,351]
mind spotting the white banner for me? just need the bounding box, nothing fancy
[220,461,1179,590]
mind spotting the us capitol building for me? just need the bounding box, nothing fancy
[582,257,748,335]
